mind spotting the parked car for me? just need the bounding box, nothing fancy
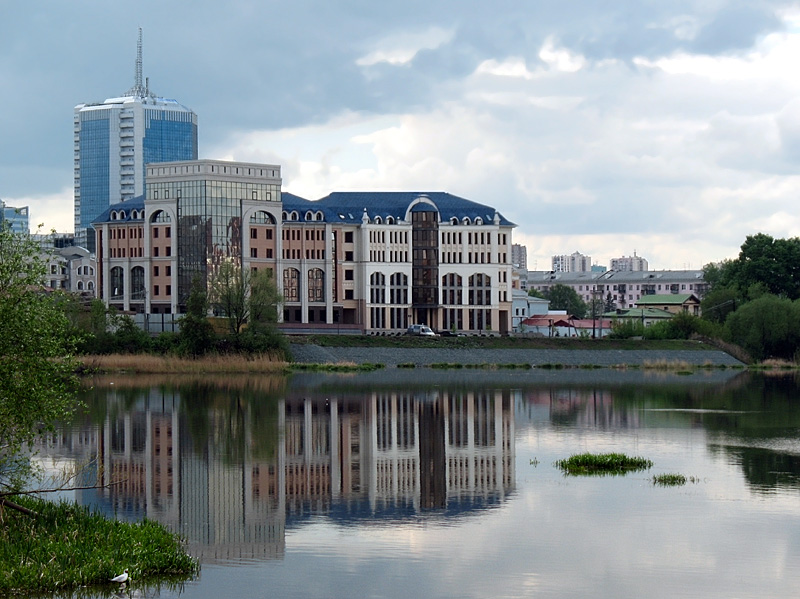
[405,324,437,336]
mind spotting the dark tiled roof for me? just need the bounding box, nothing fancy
[282,191,515,226]
[93,195,145,224]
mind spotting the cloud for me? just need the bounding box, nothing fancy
[356,26,455,67]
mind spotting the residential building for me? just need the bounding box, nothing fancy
[42,245,97,295]
[511,243,528,270]
[93,159,516,335]
[636,293,701,316]
[1,199,29,233]
[527,269,708,310]
[74,29,197,253]
[552,251,592,273]
[610,252,648,271]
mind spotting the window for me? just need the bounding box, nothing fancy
[251,228,258,239]
[166,285,171,296]
[154,246,159,257]
[154,285,159,296]
[345,289,354,300]
[283,269,300,302]
[345,251,354,261]
[345,269,354,281]
[166,265,171,276]
[308,269,324,302]
[251,248,258,258]
[154,266,159,277]
[153,228,159,238]
[166,246,171,257]
[345,231,353,243]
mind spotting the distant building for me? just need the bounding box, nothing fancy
[511,243,528,270]
[74,29,198,253]
[1,200,29,233]
[552,251,592,273]
[527,269,708,310]
[93,159,516,335]
[610,252,648,272]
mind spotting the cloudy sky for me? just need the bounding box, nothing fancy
[3,1,800,270]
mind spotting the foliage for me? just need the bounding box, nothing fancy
[542,284,588,318]
[700,286,739,324]
[725,294,800,361]
[0,227,80,489]
[554,453,653,476]
[608,319,645,339]
[0,496,198,594]
[178,275,216,356]
[527,288,545,299]
[209,261,248,334]
[652,473,689,486]
[249,268,283,326]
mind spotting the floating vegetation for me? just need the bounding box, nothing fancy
[652,474,700,486]
[397,362,416,369]
[555,453,653,476]
[538,363,565,370]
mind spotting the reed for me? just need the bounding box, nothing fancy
[0,496,198,594]
[555,453,653,476]
[79,353,287,374]
[642,359,693,371]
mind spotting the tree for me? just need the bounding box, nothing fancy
[209,263,283,336]
[725,294,800,361]
[544,284,588,319]
[209,262,249,335]
[0,227,80,490]
[179,275,216,356]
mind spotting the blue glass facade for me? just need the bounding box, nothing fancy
[78,112,111,246]
[143,109,198,184]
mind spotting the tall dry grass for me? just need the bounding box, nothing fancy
[78,353,289,375]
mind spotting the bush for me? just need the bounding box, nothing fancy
[608,319,645,339]
[725,294,800,361]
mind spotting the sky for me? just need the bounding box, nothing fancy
[2,1,800,270]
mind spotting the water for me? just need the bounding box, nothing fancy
[38,369,800,598]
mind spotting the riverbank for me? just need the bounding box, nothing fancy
[0,496,198,594]
[288,342,745,368]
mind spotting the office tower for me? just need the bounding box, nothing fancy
[1,200,29,234]
[73,29,197,253]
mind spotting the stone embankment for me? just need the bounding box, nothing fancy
[289,344,744,368]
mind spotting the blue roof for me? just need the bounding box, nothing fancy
[92,195,146,224]
[282,191,515,226]
[94,191,516,227]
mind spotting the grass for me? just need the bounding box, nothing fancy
[652,473,687,486]
[0,496,198,594]
[555,453,653,476]
[79,353,288,374]
[289,362,384,372]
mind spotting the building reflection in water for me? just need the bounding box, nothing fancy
[44,386,515,563]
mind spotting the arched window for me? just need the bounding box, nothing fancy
[150,210,171,223]
[390,273,408,304]
[374,216,382,224]
[110,267,124,299]
[305,211,314,221]
[77,281,84,290]
[250,211,276,224]
[316,211,324,221]
[442,273,463,305]
[87,281,95,291]
[450,217,458,225]
[370,272,386,304]
[475,217,483,225]
[131,266,145,300]
[386,216,394,224]
[308,268,324,302]
[283,268,300,302]
[462,217,471,225]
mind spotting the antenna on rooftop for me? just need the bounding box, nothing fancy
[126,28,152,98]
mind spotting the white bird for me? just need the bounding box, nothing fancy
[110,569,129,584]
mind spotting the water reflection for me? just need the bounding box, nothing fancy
[45,377,514,563]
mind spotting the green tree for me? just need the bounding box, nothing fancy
[725,294,800,361]
[209,261,249,335]
[700,287,739,324]
[723,234,800,300]
[248,268,283,327]
[0,227,80,490]
[544,284,588,318]
[179,275,216,356]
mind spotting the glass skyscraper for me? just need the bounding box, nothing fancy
[73,29,197,253]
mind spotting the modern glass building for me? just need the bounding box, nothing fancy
[1,199,30,233]
[73,29,197,253]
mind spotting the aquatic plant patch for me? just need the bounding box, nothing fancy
[555,453,653,476]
